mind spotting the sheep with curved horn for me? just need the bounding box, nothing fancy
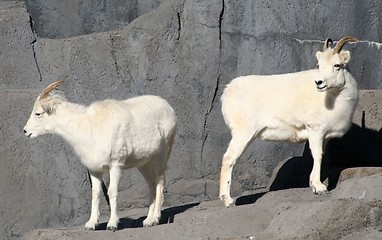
[24,81,177,230]
[219,36,359,207]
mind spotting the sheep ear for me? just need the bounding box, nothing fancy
[316,51,323,61]
[40,99,54,115]
[339,50,351,64]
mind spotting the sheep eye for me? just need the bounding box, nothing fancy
[334,64,341,70]
[35,112,42,117]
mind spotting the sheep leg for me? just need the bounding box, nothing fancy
[139,134,173,227]
[152,174,165,226]
[219,131,254,207]
[149,136,175,226]
[85,172,103,230]
[139,161,160,227]
[107,166,121,231]
[308,136,329,194]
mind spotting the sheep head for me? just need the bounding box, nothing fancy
[315,36,359,92]
[23,80,65,138]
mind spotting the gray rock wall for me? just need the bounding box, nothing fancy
[25,0,163,38]
[1,0,382,239]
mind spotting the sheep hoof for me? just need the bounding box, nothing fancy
[84,221,98,231]
[315,189,330,195]
[220,195,235,207]
[143,218,159,227]
[107,226,118,232]
[312,186,330,195]
[311,182,329,195]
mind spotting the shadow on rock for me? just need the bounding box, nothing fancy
[269,144,313,192]
[268,123,382,193]
[97,202,201,230]
[326,123,382,189]
[97,216,145,230]
[159,202,200,225]
[235,192,267,206]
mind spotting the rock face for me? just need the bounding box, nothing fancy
[1,0,382,239]
[23,170,382,240]
[25,0,163,38]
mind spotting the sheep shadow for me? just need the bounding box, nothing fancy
[269,123,382,192]
[325,123,382,189]
[235,192,267,206]
[236,123,382,206]
[97,202,200,230]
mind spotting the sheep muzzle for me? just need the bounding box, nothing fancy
[315,80,327,92]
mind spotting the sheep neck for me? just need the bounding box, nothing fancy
[51,101,91,148]
[324,70,358,111]
[338,70,358,100]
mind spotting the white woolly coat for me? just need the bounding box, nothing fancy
[45,95,177,173]
[221,69,359,143]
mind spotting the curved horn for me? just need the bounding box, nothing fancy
[333,36,359,54]
[39,80,64,100]
[323,38,333,51]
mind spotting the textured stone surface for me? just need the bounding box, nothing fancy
[25,0,163,38]
[23,173,382,240]
[0,0,382,239]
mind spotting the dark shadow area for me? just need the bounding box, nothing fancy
[234,142,316,207]
[97,216,145,230]
[326,122,382,189]
[269,143,314,191]
[268,122,382,193]
[96,202,200,230]
[235,122,382,207]
[235,192,267,206]
[159,202,200,225]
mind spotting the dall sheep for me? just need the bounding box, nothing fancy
[23,81,177,230]
[219,36,359,207]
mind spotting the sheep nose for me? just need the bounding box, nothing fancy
[315,80,323,86]
[23,129,27,133]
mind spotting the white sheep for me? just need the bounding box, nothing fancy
[23,81,177,230]
[219,36,359,207]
